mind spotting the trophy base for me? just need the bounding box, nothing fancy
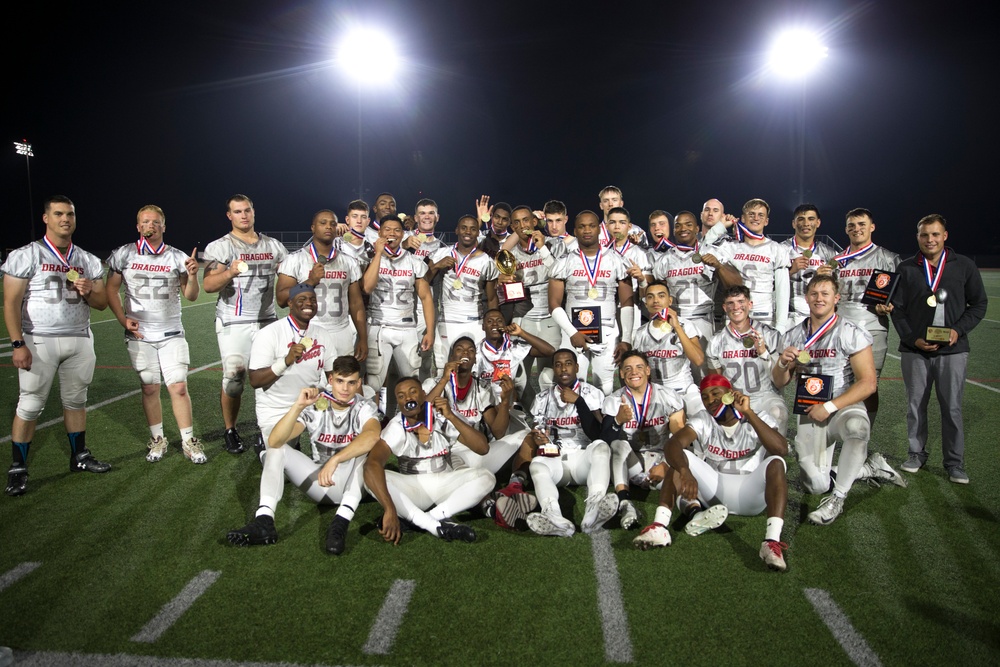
[501,281,526,302]
[925,326,951,344]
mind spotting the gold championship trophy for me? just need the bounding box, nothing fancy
[495,249,526,302]
[925,288,951,343]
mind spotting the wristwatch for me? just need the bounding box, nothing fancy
[11,340,26,349]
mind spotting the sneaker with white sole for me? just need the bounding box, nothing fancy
[808,494,845,525]
[146,436,168,462]
[759,540,788,571]
[182,437,207,464]
[581,493,619,533]
[684,504,729,536]
[527,503,576,538]
[947,467,970,484]
[619,499,642,530]
[859,452,906,487]
[900,453,923,474]
[633,522,671,549]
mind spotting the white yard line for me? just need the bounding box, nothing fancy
[9,651,353,667]
[804,588,883,667]
[0,359,221,444]
[0,562,42,593]
[362,579,417,655]
[590,531,634,663]
[131,570,221,643]
[886,353,1000,394]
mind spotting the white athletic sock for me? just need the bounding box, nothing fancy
[587,443,612,498]
[150,423,164,439]
[529,460,560,511]
[765,517,784,542]
[833,438,867,497]
[256,445,287,519]
[654,505,672,526]
[180,427,194,443]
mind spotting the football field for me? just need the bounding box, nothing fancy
[1,272,999,666]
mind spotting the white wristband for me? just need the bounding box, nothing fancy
[271,358,289,376]
[823,401,838,414]
[551,307,579,339]
[637,279,648,289]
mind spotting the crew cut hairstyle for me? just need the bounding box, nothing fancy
[227,194,253,210]
[44,195,74,211]
[742,198,770,215]
[543,200,567,215]
[917,213,947,230]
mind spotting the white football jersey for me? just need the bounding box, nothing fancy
[706,321,782,399]
[602,382,683,451]
[1,240,104,337]
[278,245,361,333]
[203,233,287,325]
[780,316,873,398]
[249,317,339,419]
[687,408,779,475]
[381,409,461,471]
[530,381,605,450]
[835,245,900,332]
[428,246,498,324]
[549,247,629,330]
[780,239,839,320]
[612,240,651,276]
[653,247,717,319]
[422,375,496,431]
[715,239,790,325]
[475,335,533,383]
[367,251,428,328]
[545,236,577,261]
[507,243,553,320]
[631,318,697,391]
[299,397,380,463]
[334,236,374,272]
[106,242,191,341]
[410,234,445,263]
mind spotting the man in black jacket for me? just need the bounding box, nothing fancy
[890,214,987,484]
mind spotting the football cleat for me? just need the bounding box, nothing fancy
[618,499,642,530]
[581,493,619,534]
[325,515,350,555]
[808,494,845,526]
[227,515,278,546]
[494,492,538,530]
[900,453,923,474]
[253,433,266,464]
[182,438,207,464]
[859,452,906,487]
[5,465,28,497]
[70,450,111,474]
[527,503,576,538]
[633,522,671,549]
[436,519,477,543]
[759,540,788,572]
[146,436,168,462]
[223,427,245,455]
[684,504,729,537]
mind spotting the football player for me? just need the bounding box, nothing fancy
[632,280,704,392]
[336,200,376,271]
[781,204,838,330]
[475,195,512,258]
[476,309,556,405]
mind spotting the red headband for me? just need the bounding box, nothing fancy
[699,374,732,391]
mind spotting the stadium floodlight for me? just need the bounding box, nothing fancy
[14,139,36,241]
[768,29,828,79]
[338,28,399,83]
[14,140,33,157]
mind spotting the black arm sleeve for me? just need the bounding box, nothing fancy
[601,413,625,443]
[574,396,602,441]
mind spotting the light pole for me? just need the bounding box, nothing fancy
[14,140,35,243]
[767,30,828,203]
[337,29,399,202]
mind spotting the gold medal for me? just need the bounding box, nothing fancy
[691,253,703,264]
[300,337,313,349]
[802,249,813,259]
[926,295,937,307]
[452,279,464,290]
[480,213,491,223]
[236,261,249,273]
[415,233,428,243]
[721,392,735,405]
[826,259,839,269]
[588,287,599,299]
[797,350,811,365]
[315,396,329,411]
[742,336,756,349]
[65,269,80,282]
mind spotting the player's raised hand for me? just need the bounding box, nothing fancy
[185,247,199,275]
[497,374,515,401]
[335,223,349,237]
[569,331,591,351]
[286,343,306,365]
[789,255,809,274]
[701,253,721,268]
[615,394,634,425]
[504,322,524,338]
[558,383,579,404]
[70,275,94,297]
[434,396,454,419]
[296,387,320,408]
[626,260,643,279]
[733,391,751,414]
[476,195,493,222]
[308,262,325,284]
[433,255,456,272]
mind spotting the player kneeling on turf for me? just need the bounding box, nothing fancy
[634,374,790,571]
[227,356,381,553]
[524,349,614,537]
[364,378,495,544]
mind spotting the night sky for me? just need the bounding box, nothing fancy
[4,1,998,261]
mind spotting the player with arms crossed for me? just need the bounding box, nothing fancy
[106,205,204,463]
[203,194,287,454]
[362,215,435,396]
[3,195,111,496]
[634,374,790,571]
[227,356,382,554]
[548,211,634,394]
[365,378,495,544]
[781,204,838,329]
[632,280,705,392]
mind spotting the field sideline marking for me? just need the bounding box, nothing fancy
[0,359,221,444]
[591,531,634,663]
[0,561,42,593]
[886,353,1000,394]
[803,588,882,667]
[131,570,221,643]
[8,651,355,666]
[362,578,416,655]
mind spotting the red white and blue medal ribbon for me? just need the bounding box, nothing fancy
[655,237,674,251]
[402,402,434,432]
[626,384,652,427]
[654,309,670,321]
[599,222,613,246]
[555,379,582,404]
[369,220,381,232]
[320,389,355,408]
[308,241,335,263]
[383,244,402,258]
[673,240,698,253]
[729,322,756,344]
[451,246,474,282]
[42,235,75,268]
[712,402,744,422]
[286,315,307,339]
[832,242,875,268]
[137,238,165,255]
[802,313,837,353]
[349,227,366,239]
[526,236,539,254]
[922,249,948,292]
[578,247,603,294]
[794,239,816,256]
[734,220,765,242]
[483,334,510,357]
[615,239,633,257]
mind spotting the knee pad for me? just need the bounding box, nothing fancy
[842,415,870,442]
[15,394,46,422]
[60,385,89,411]
[798,460,831,495]
[589,441,611,464]
[222,354,246,397]
[768,403,789,436]
[537,367,554,390]
[138,368,161,385]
